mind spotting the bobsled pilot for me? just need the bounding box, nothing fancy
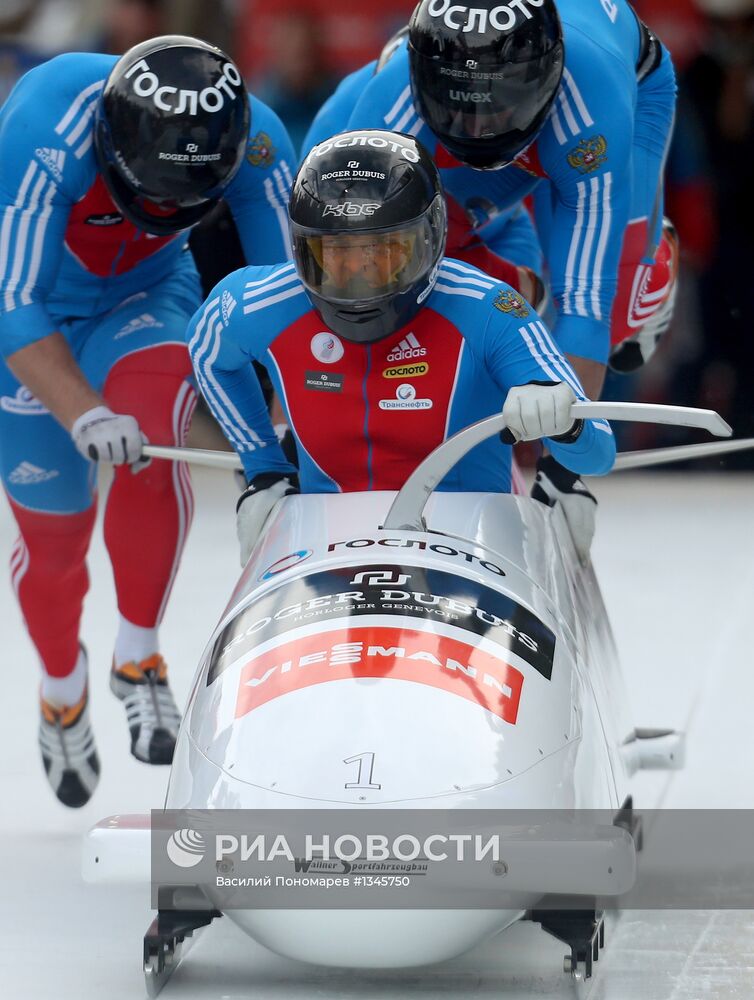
[0,36,296,807]
[187,130,615,571]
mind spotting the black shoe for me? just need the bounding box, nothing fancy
[110,654,181,764]
[39,688,100,808]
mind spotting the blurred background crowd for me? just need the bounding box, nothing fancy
[1,0,752,461]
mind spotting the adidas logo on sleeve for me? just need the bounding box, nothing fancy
[35,148,66,182]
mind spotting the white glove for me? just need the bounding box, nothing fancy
[532,456,597,565]
[502,381,578,443]
[236,473,300,566]
[71,405,145,466]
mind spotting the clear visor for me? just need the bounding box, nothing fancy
[292,215,438,305]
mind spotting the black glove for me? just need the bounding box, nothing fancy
[531,455,597,565]
[236,472,300,566]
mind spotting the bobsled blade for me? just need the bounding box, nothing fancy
[144,910,221,997]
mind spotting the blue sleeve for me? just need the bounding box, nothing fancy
[224,96,297,266]
[300,62,378,160]
[186,265,296,480]
[0,55,101,355]
[477,287,615,476]
[481,205,544,276]
[536,30,635,364]
[346,49,412,131]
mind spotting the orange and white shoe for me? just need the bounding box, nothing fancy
[38,688,100,808]
[110,654,181,764]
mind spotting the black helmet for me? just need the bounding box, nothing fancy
[289,129,447,344]
[94,35,250,235]
[408,0,564,169]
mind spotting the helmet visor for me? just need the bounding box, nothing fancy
[292,211,442,305]
[411,50,563,164]
[99,152,218,235]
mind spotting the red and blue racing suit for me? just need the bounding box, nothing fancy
[0,52,296,676]
[186,259,615,494]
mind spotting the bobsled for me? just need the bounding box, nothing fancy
[85,405,731,995]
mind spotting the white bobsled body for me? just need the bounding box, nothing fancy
[164,490,635,967]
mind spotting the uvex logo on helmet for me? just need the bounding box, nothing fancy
[427,0,545,32]
[449,91,493,102]
[124,58,242,114]
[308,135,420,164]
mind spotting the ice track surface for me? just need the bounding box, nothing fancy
[2,469,754,999]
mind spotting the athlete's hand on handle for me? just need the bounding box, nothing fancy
[501,381,581,444]
[236,472,300,566]
[71,405,147,468]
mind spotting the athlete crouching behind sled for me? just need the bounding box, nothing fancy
[187,130,615,567]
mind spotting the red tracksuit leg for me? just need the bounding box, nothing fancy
[101,345,196,628]
[8,498,97,677]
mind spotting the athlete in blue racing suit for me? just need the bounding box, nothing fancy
[185,130,615,571]
[327,0,677,398]
[0,36,296,806]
